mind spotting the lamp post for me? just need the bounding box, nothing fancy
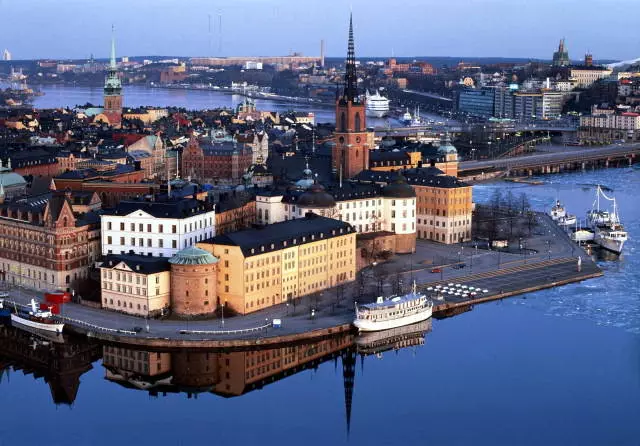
[546,240,551,260]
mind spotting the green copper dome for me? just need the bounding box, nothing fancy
[169,246,219,265]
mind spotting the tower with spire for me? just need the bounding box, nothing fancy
[332,13,371,179]
[552,38,570,67]
[103,25,123,127]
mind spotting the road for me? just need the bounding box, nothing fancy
[459,143,640,172]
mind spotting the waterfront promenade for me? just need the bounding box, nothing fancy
[5,214,602,348]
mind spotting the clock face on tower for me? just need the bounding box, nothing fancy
[356,137,361,143]
[339,136,345,144]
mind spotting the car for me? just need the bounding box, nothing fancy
[448,283,455,287]
[431,267,442,273]
[455,284,462,288]
[483,289,489,293]
[470,292,477,296]
[461,285,468,289]
[132,326,143,333]
[427,287,433,291]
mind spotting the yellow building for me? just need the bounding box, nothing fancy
[100,255,171,317]
[198,214,356,315]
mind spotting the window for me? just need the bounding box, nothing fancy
[120,223,125,230]
[172,225,177,234]
[159,239,164,248]
[147,224,152,232]
[107,236,112,244]
[131,223,135,231]
[107,222,112,230]
[120,237,125,245]
[172,240,177,249]
[159,225,163,233]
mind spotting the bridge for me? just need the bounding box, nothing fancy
[458,144,640,179]
[373,123,577,137]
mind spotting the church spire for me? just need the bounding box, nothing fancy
[110,25,117,69]
[343,13,358,102]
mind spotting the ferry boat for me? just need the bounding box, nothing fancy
[365,89,390,118]
[401,108,412,125]
[587,185,628,254]
[549,200,567,221]
[353,282,433,332]
[10,299,64,334]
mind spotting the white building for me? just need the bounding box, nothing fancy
[244,61,263,70]
[101,199,216,257]
[256,173,416,238]
[569,67,613,88]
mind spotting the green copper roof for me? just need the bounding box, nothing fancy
[169,246,219,265]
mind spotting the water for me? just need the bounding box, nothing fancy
[30,84,451,127]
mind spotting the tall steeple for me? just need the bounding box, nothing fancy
[110,25,117,69]
[103,25,123,127]
[343,13,358,102]
[332,12,370,179]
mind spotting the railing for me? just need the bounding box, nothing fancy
[178,322,273,336]
[56,315,138,336]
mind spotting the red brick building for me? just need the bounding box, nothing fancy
[0,191,101,291]
[181,136,252,183]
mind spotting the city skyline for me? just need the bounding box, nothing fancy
[0,0,638,61]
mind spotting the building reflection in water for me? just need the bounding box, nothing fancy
[0,325,102,405]
[0,319,432,431]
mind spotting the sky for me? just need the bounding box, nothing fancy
[0,0,638,61]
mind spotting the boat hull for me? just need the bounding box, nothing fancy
[353,307,433,332]
[11,313,64,333]
[366,109,388,118]
[595,236,625,254]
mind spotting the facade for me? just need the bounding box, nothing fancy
[354,169,473,244]
[458,88,495,117]
[198,214,356,315]
[100,199,216,257]
[541,91,565,119]
[513,92,543,121]
[190,55,320,67]
[100,255,170,317]
[569,66,612,89]
[332,15,372,179]
[181,136,253,183]
[235,131,269,165]
[0,192,101,291]
[579,108,640,143]
[256,175,417,254]
[168,247,219,317]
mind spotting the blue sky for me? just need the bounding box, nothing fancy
[0,0,637,61]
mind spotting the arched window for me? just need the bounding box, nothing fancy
[355,113,361,132]
[65,275,70,284]
[340,112,346,132]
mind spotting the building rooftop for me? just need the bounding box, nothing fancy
[101,254,170,274]
[204,213,353,257]
[105,198,213,219]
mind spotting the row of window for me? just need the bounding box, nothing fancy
[104,298,148,311]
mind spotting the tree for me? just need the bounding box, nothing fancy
[519,192,531,214]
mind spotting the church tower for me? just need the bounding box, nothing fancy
[332,14,371,179]
[103,26,123,127]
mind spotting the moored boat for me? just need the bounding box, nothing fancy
[365,89,390,118]
[353,282,433,332]
[549,200,566,221]
[587,185,628,254]
[10,299,64,334]
[558,214,577,226]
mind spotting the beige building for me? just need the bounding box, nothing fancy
[198,214,356,315]
[569,67,612,89]
[100,255,171,317]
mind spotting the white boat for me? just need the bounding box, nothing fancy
[587,185,628,254]
[401,107,412,125]
[558,214,577,226]
[10,299,64,334]
[571,228,595,242]
[549,200,566,221]
[365,89,390,118]
[353,282,433,332]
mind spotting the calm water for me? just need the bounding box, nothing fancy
[31,84,452,127]
[1,168,639,446]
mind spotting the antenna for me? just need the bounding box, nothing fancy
[208,14,212,56]
[217,10,223,55]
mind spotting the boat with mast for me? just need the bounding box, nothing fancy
[587,185,628,254]
[11,299,64,334]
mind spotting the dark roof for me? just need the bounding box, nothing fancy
[382,173,416,198]
[101,254,170,274]
[205,213,353,257]
[296,183,336,208]
[370,150,411,163]
[106,198,213,219]
[353,169,469,189]
[325,181,380,202]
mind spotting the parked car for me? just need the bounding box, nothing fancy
[431,267,442,273]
